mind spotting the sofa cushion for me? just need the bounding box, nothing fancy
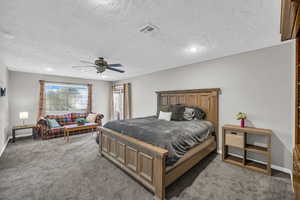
[47,114,68,125]
[86,113,97,123]
[64,113,72,123]
[71,113,88,121]
[46,113,74,125]
[47,119,61,128]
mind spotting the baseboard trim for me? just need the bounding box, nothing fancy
[0,138,9,158]
[217,150,292,174]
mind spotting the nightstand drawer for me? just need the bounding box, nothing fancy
[225,132,244,148]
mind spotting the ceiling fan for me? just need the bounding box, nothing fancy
[72,57,125,73]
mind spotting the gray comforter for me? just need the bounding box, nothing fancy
[103,116,214,166]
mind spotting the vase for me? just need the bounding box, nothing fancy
[240,118,245,128]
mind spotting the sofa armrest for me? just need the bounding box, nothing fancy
[95,114,104,126]
[36,118,51,138]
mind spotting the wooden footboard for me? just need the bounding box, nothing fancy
[100,127,168,200]
[99,127,216,200]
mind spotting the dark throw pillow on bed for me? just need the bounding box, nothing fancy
[183,107,206,120]
[169,104,185,121]
[183,107,195,121]
[192,107,206,120]
[156,106,170,116]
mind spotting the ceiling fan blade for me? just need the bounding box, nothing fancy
[72,65,96,68]
[108,64,122,68]
[80,60,95,65]
[107,67,125,73]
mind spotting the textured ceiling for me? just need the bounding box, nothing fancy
[0,0,283,81]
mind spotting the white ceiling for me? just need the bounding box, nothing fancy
[0,0,283,81]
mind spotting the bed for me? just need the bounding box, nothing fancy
[99,88,220,200]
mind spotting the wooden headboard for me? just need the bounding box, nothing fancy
[156,88,220,130]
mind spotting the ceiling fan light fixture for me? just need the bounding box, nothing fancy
[90,0,113,6]
[185,45,205,55]
[45,67,53,72]
[100,74,108,79]
[96,67,106,73]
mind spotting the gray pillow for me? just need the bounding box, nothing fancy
[183,107,206,120]
[183,107,195,121]
[192,107,206,120]
[169,104,185,121]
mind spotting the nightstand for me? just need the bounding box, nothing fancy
[222,125,272,175]
[12,124,37,143]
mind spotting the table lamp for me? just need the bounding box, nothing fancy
[19,112,28,125]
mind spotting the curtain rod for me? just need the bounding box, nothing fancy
[113,83,131,86]
[41,80,92,86]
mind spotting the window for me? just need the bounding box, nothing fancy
[45,83,89,114]
[111,83,131,120]
[112,85,124,120]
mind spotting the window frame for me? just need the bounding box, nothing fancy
[112,84,124,120]
[44,81,91,115]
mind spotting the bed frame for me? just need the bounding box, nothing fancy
[99,88,220,200]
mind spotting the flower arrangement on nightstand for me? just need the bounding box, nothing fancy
[236,112,247,128]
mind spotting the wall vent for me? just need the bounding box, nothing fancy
[139,24,159,34]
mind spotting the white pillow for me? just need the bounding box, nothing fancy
[86,113,97,123]
[158,111,172,121]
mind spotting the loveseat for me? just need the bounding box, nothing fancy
[36,113,104,139]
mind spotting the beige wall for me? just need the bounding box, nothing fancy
[0,64,9,155]
[9,71,112,133]
[118,43,294,171]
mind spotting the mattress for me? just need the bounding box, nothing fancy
[103,116,214,166]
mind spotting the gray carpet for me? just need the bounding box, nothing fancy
[0,134,294,200]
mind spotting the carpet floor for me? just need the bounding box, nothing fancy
[0,134,295,200]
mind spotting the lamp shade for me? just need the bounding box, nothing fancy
[19,112,29,120]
